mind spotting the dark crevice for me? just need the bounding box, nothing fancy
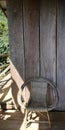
[39,0,41,77]
[22,0,26,81]
[56,0,58,87]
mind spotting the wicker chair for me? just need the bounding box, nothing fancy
[17,77,59,128]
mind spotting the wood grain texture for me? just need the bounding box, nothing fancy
[40,0,56,82]
[7,0,25,80]
[7,0,65,110]
[7,0,25,108]
[57,0,65,110]
[23,0,39,80]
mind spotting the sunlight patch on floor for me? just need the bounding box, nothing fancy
[20,113,39,130]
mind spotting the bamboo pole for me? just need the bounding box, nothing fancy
[0,65,10,78]
[0,53,9,57]
[0,64,9,69]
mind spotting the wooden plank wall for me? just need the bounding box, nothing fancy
[23,0,39,79]
[7,0,25,108]
[40,0,56,81]
[57,0,65,110]
[7,0,25,79]
[7,0,65,110]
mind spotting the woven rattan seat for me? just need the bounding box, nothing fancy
[17,77,59,128]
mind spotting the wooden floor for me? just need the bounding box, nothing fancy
[0,110,65,130]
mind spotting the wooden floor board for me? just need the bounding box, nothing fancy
[0,110,65,130]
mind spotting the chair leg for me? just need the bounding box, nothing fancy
[47,111,51,128]
[24,110,51,129]
[38,111,51,128]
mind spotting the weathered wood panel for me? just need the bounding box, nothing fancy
[57,0,65,110]
[7,0,25,108]
[7,0,25,80]
[23,0,39,79]
[7,0,65,110]
[40,0,56,82]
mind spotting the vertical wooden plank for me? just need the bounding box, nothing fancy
[7,0,25,80]
[40,0,56,82]
[23,0,39,79]
[7,0,25,108]
[57,0,65,110]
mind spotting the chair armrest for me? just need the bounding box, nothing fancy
[21,77,59,111]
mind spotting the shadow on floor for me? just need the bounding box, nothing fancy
[0,110,65,130]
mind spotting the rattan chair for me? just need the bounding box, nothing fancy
[17,77,59,128]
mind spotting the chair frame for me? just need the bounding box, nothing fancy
[17,77,59,128]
